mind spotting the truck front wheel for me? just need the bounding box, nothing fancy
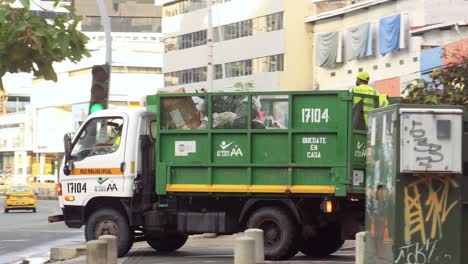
[85,208,134,257]
[247,206,298,260]
[147,232,188,252]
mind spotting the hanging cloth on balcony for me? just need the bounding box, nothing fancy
[346,22,373,61]
[379,13,401,56]
[315,32,342,68]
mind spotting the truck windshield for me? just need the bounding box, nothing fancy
[71,117,124,159]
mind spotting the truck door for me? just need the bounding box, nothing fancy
[62,115,128,205]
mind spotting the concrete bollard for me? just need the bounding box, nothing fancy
[234,237,255,264]
[87,240,107,264]
[245,229,264,263]
[99,235,118,264]
[355,231,366,264]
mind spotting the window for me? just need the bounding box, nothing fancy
[81,17,161,33]
[166,12,283,51]
[71,118,124,159]
[165,30,207,52]
[266,13,283,31]
[164,67,207,86]
[225,54,284,78]
[163,0,214,17]
[215,64,223,79]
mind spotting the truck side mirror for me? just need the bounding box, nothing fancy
[63,133,72,175]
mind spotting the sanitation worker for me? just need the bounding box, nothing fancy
[349,71,384,125]
[111,125,122,152]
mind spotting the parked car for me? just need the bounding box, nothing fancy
[4,185,37,213]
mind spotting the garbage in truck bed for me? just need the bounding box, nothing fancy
[160,88,201,129]
[160,89,287,130]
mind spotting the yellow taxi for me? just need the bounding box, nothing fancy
[4,185,37,213]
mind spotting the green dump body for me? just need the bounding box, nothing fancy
[147,90,370,197]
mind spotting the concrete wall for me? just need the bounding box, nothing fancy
[424,0,468,25]
[310,0,425,92]
[74,0,161,17]
[308,0,468,94]
[34,107,72,153]
[279,0,314,91]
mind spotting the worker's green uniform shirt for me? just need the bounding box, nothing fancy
[111,136,121,152]
[349,84,380,125]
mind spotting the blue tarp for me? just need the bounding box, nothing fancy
[379,14,401,55]
[420,47,443,84]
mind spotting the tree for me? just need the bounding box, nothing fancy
[403,50,467,108]
[0,0,90,95]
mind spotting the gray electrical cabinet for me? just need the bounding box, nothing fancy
[365,104,463,264]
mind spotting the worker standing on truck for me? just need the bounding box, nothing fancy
[349,71,384,124]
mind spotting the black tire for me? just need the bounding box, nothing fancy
[147,232,188,252]
[85,208,134,257]
[4,209,8,213]
[32,208,36,213]
[299,223,344,257]
[247,206,298,260]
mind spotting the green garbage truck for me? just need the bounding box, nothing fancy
[52,90,374,260]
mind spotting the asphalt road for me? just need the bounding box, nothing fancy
[0,198,355,264]
[0,198,84,264]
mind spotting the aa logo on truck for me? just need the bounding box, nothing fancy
[217,141,243,157]
[354,141,367,158]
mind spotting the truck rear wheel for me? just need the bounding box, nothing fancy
[147,232,188,252]
[247,206,298,260]
[85,208,134,257]
[299,223,344,257]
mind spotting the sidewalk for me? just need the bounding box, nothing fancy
[122,235,355,264]
[55,235,355,264]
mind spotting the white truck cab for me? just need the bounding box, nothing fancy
[54,108,156,255]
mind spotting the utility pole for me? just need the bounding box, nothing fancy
[207,0,214,92]
[95,0,112,66]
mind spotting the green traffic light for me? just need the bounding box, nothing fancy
[89,103,105,113]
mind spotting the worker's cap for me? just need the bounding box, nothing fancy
[357,71,370,81]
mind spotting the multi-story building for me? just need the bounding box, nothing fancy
[304,0,468,95]
[0,84,33,182]
[161,0,314,92]
[0,0,164,182]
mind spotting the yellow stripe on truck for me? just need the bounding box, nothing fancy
[71,168,122,176]
[166,184,335,194]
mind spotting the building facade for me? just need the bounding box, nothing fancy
[305,0,468,94]
[162,0,314,92]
